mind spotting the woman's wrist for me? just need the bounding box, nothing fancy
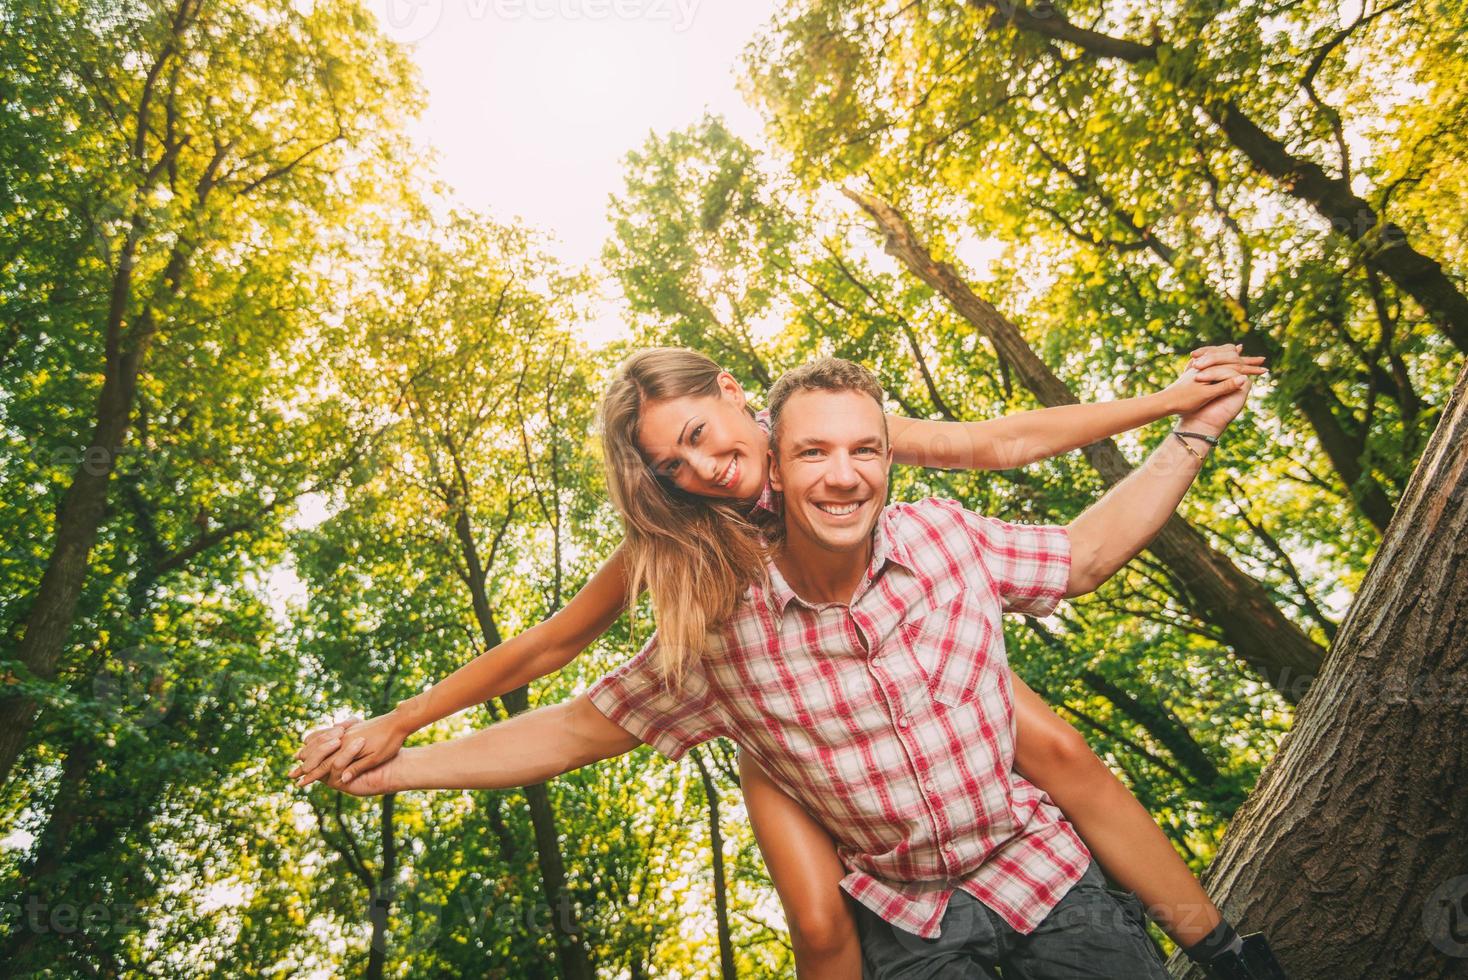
[1152,386,1188,418]
[391,692,434,735]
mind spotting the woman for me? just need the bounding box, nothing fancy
[293,345,1261,977]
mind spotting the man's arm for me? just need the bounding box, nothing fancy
[328,694,641,796]
[1064,376,1251,597]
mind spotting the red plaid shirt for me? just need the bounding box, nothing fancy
[589,497,1090,938]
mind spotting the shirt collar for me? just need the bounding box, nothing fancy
[760,505,917,617]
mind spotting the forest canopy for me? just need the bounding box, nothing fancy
[1,0,1464,976]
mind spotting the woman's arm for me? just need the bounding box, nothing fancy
[888,344,1264,470]
[290,544,633,787]
[740,751,862,979]
[394,543,632,730]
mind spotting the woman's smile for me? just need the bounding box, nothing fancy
[714,456,740,490]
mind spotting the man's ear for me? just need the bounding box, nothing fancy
[717,371,745,409]
[767,447,783,492]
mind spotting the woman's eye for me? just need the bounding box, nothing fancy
[691,423,704,443]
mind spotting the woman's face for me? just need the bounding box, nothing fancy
[636,372,769,502]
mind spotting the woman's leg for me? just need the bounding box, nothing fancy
[739,749,864,979]
[1009,671,1224,948]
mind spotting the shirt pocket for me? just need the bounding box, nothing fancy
[898,589,996,708]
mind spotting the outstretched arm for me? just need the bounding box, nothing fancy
[393,544,631,729]
[291,544,632,787]
[326,694,642,796]
[888,344,1264,470]
[1064,375,1251,597]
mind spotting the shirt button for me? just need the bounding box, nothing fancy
[897,715,910,728]
[944,842,957,853]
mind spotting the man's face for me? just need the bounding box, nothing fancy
[769,388,892,556]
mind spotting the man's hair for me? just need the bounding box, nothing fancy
[767,357,887,452]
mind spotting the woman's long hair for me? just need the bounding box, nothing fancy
[599,348,772,687]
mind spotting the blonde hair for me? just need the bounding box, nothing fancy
[599,348,772,687]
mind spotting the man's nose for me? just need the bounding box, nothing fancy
[825,451,859,488]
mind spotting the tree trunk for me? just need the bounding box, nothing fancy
[1168,358,1468,978]
[847,189,1326,700]
[453,507,594,980]
[693,748,739,980]
[0,307,157,787]
[365,793,397,980]
[969,0,1468,355]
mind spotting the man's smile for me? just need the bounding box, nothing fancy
[814,500,866,517]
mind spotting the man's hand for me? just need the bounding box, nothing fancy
[323,752,401,797]
[1178,373,1253,437]
[1162,343,1266,417]
[290,711,412,788]
[1064,352,1260,597]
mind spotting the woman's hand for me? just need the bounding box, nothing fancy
[290,716,361,788]
[1163,343,1267,416]
[290,711,412,788]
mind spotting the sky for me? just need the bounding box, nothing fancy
[369,0,784,344]
[241,0,793,625]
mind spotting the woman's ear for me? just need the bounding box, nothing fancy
[716,371,745,408]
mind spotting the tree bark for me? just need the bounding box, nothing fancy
[1167,358,1468,978]
[846,189,1326,700]
[969,0,1468,354]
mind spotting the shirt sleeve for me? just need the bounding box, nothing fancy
[587,632,728,761]
[953,503,1071,617]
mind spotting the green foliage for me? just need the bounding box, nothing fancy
[1,0,1461,975]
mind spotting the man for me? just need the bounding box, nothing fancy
[322,358,1284,979]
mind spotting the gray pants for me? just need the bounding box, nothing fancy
[855,862,1169,979]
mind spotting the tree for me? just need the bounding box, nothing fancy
[844,188,1327,698]
[0,0,419,785]
[966,0,1468,354]
[743,0,1457,541]
[1168,356,1468,977]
